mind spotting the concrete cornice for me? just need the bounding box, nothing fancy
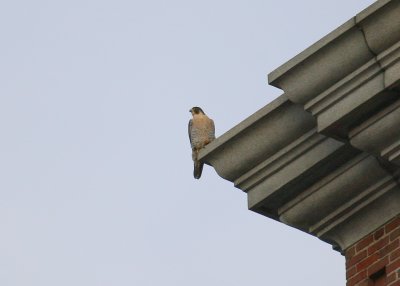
[200,96,316,182]
[200,0,400,253]
[268,0,400,100]
[268,0,397,85]
[268,0,400,139]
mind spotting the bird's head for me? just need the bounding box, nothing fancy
[189,107,205,115]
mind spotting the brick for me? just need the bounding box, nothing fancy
[386,272,397,284]
[357,253,380,272]
[374,227,385,240]
[380,239,400,258]
[346,246,356,260]
[357,280,373,286]
[391,228,400,242]
[357,234,374,252]
[346,265,357,279]
[347,269,367,286]
[388,281,400,286]
[387,258,400,274]
[367,257,389,276]
[390,247,400,262]
[368,237,390,255]
[347,250,368,268]
[386,217,400,234]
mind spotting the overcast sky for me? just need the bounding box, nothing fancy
[0,1,376,285]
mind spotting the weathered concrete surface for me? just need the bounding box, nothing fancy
[200,0,400,253]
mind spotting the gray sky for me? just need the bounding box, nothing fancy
[0,1,375,285]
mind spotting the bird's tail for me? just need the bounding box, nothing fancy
[192,150,204,179]
[194,161,204,179]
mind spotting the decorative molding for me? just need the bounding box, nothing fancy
[201,96,315,182]
[350,99,400,165]
[199,0,400,253]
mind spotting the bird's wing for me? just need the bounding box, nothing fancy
[188,119,193,147]
[209,119,216,140]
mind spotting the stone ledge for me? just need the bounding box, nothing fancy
[199,0,400,253]
[199,96,315,182]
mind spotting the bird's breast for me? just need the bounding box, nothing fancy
[190,115,215,149]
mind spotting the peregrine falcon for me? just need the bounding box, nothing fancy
[189,107,215,179]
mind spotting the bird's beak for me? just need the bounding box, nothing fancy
[189,109,192,113]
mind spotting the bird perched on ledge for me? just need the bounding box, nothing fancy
[188,107,215,179]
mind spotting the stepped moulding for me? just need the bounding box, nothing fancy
[199,0,400,253]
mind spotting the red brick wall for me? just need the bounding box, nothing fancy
[345,216,400,286]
